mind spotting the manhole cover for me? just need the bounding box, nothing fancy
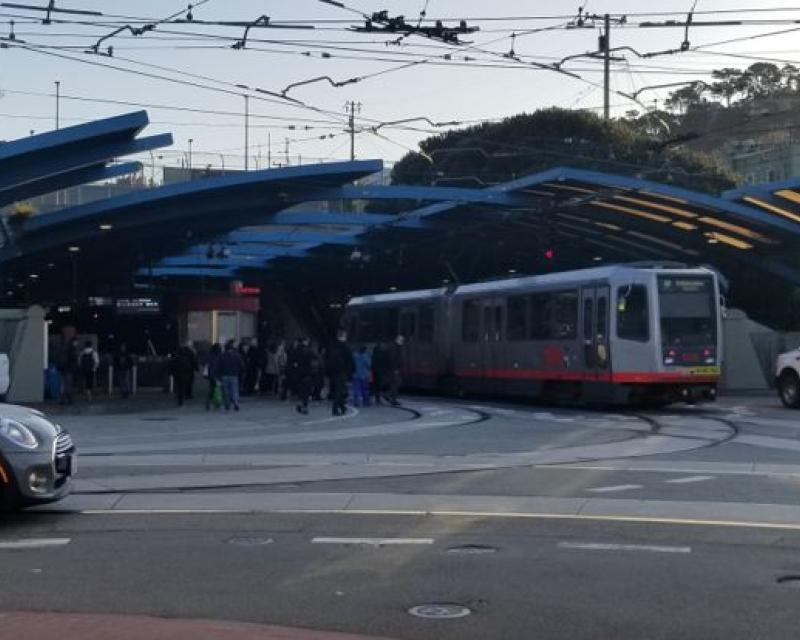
[446,545,497,555]
[226,536,274,546]
[777,575,800,587]
[408,604,472,619]
[140,417,178,422]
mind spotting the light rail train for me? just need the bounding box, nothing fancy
[343,264,722,406]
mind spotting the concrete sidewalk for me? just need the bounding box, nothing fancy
[0,612,397,640]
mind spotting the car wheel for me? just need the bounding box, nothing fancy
[778,371,800,409]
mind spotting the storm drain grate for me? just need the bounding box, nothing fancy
[408,604,472,619]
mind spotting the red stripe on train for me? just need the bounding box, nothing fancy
[448,368,718,384]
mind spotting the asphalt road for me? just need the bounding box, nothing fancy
[3,394,800,638]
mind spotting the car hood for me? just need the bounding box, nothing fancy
[0,404,60,441]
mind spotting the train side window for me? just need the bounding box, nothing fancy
[617,285,649,341]
[418,305,435,343]
[529,293,550,339]
[583,298,593,341]
[462,299,481,343]
[530,291,577,340]
[507,296,527,340]
[596,296,608,340]
[553,291,578,339]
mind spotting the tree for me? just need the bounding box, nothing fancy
[391,108,738,195]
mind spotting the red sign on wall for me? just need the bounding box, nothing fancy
[231,280,262,296]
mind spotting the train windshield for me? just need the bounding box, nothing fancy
[658,275,717,347]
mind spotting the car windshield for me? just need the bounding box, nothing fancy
[658,275,716,347]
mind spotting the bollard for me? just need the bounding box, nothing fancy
[132,365,138,396]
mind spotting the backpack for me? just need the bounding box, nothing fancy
[80,350,95,373]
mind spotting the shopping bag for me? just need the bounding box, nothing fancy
[212,383,224,408]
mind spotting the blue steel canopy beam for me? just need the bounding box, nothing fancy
[0,133,173,194]
[21,159,382,233]
[0,162,142,208]
[224,230,359,245]
[0,110,149,163]
[135,266,239,278]
[267,211,396,226]
[324,185,529,207]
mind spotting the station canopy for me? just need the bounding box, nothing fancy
[1,111,800,303]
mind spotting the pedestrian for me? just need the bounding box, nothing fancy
[294,338,314,415]
[262,343,279,396]
[352,344,371,408]
[326,330,354,416]
[79,340,99,403]
[244,339,260,395]
[312,344,325,402]
[284,338,302,402]
[114,343,134,399]
[371,341,390,405]
[276,340,288,400]
[59,338,80,405]
[387,334,405,406]
[204,342,223,410]
[219,340,246,411]
[171,341,198,406]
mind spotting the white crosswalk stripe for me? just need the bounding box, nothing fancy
[0,538,71,550]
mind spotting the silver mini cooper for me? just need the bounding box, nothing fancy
[0,405,76,509]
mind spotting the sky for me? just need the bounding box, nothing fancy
[1,1,800,173]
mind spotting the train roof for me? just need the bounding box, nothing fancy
[347,264,714,307]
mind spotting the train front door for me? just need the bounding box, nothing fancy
[481,298,506,392]
[580,285,611,382]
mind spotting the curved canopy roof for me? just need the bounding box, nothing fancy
[2,111,800,307]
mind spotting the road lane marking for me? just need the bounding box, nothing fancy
[558,542,691,554]
[665,475,714,484]
[0,538,71,550]
[311,537,434,546]
[588,484,643,493]
[74,508,800,532]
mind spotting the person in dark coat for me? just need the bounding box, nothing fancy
[386,335,405,406]
[114,343,134,399]
[294,338,315,415]
[59,338,80,405]
[219,340,246,411]
[284,338,302,401]
[326,330,354,416]
[371,341,390,405]
[171,341,198,406]
[204,343,223,410]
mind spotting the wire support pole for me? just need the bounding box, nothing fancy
[603,13,611,120]
[345,100,362,161]
[244,93,250,170]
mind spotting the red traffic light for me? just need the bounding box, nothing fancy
[544,248,554,260]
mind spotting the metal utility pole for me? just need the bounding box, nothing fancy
[602,14,610,120]
[267,132,272,168]
[188,138,193,173]
[243,94,250,170]
[54,80,60,129]
[345,100,361,161]
[285,137,290,166]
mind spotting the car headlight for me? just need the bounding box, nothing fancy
[0,418,39,449]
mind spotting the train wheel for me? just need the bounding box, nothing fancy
[438,375,463,398]
[779,371,800,409]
